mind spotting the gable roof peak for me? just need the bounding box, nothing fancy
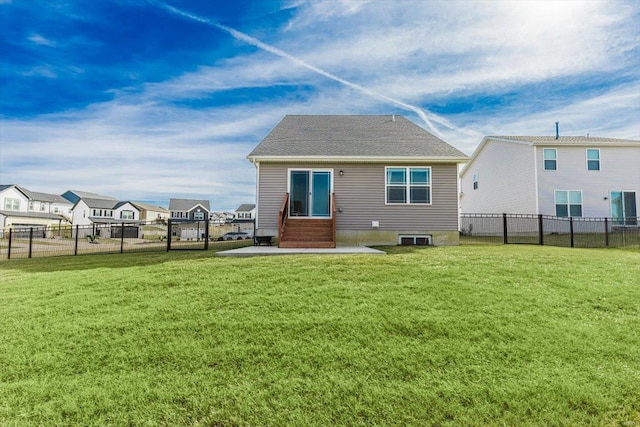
[248,114,468,161]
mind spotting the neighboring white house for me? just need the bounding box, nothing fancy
[21,187,74,221]
[70,196,119,226]
[232,204,256,236]
[459,136,640,222]
[169,198,210,221]
[0,184,71,229]
[70,197,145,238]
[235,204,255,220]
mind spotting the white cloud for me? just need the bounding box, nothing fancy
[281,0,636,100]
[27,33,56,47]
[2,0,638,210]
[19,64,58,78]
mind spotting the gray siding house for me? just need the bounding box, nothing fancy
[168,198,210,222]
[247,115,469,247]
[460,136,640,222]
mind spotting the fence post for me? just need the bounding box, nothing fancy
[502,213,508,244]
[569,217,574,248]
[7,228,12,260]
[204,220,210,250]
[120,223,125,254]
[604,217,609,247]
[74,225,79,256]
[28,227,34,259]
[538,214,544,246]
[166,219,172,252]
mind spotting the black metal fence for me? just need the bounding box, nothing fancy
[460,213,639,249]
[1,220,252,260]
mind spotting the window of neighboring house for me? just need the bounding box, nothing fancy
[543,148,557,170]
[4,198,20,210]
[473,173,479,190]
[53,207,59,213]
[40,203,48,212]
[385,167,431,204]
[611,191,637,225]
[29,201,35,211]
[194,211,205,220]
[121,210,134,220]
[587,149,600,171]
[555,190,582,217]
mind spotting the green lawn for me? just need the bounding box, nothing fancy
[1,246,639,426]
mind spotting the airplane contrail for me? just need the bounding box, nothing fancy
[156,2,460,138]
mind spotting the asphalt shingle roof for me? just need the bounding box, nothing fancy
[248,115,468,159]
[235,204,255,212]
[17,186,71,204]
[82,198,118,209]
[169,198,210,211]
[0,210,67,221]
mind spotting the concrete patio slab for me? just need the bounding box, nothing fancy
[216,245,386,257]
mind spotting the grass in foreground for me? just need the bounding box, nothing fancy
[1,246,639,426]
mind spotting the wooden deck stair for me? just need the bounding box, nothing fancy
[279,218,336,248]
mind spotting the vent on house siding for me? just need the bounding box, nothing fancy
[398,235,432,246]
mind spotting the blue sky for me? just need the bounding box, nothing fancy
[1,0,639,211]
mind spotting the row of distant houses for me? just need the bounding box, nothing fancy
[0,185,255,231]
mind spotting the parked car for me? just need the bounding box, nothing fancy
[218,232,251,241]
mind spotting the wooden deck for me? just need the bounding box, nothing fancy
[279,218,335,248]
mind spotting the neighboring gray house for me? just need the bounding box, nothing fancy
[247,115,469,247]
[168,198,210,222]
[459,136,640,222]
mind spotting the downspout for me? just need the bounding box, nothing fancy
[251,158,260,231]
[533,145,540,214]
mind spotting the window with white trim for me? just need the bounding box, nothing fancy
[121,210,134,220]
[543,148,557,170]
[4,198,20,210]
[194,211,205,220]
[587,149,600,171]
[385,167,431,204]
[555,190,582,217]
[473,173,479,190]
